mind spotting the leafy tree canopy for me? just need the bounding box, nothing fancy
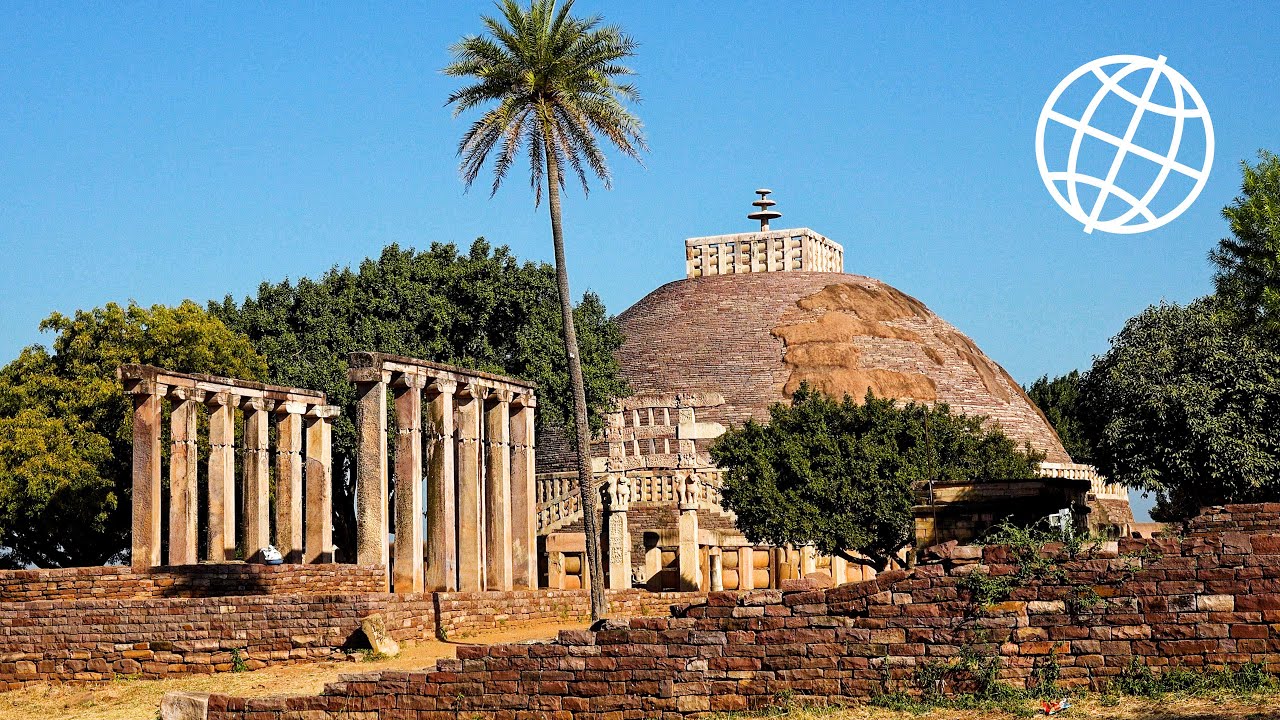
[211,239,629,556]
[1080,299,1280,522]
[1211,150,1280,339]
[1025,370,1094,464]
[709,385,1044,572]
[0,301,266,567]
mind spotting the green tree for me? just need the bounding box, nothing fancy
[444,0,646,620]
[1080,299,1280,522]
[1211,150,1280,338]
[1025,370,1094,464]
[709,385,1044,572]
[211,240,629,560]
[0,301,266,567]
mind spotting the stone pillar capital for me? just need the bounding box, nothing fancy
[275,400,308,416]
[167,386,205,403]
[306,404,341,419]
[511,391,536,409]
[604,473,631,513]
[427,378,458,397]
[392,372,428,390]
[678,471,702,511]
[349,367,392,385]
[239,396,267,412]
[204,391,232,408]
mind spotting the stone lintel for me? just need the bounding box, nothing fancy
[348,366,392,385]
[348,351,536,391]
[118,364,325,404]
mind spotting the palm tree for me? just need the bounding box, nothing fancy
[444,0,645,621]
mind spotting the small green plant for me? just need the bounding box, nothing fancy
[957,568,1014,608]
[1065,584,1104,616]
[359,649,390,663]
[1028,644,1063,698]
[1110,658,1280,698]
[230,648,248,673]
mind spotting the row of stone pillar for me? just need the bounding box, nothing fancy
[121,366,337,570]
[350,359,537,594]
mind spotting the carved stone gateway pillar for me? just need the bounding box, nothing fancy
[353,369,390,571]
[424,380,457,591]
[484,391,513,591]
[509,394,537,589]
[275,402,306,564]
[455,383,484,592]
[127,380,163,570]
[677,472,702,592]
[304,406,337,563]
[604,474,632,590]
[392,374,425,593]
[206,393,236,562]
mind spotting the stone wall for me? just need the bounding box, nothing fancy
[201,521,1280,719]
[0,577,704,689]
[1188,503,1280,536]
[0,564,385,603]
[0,593,435,690]
[435,589,702,637]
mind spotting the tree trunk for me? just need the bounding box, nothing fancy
[545,147,608,621]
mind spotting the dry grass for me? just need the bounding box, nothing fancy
[0,620,586,720]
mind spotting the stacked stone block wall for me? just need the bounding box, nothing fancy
[1188,503,1280,536]
[435,589,702,637]
[0,593,435,690]
[0,564,385,603]
[204,516,1280,719]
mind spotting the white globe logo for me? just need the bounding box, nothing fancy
[1036,54,1214,234]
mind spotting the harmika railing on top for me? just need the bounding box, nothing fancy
[535,468,729,534]
[1037,461,1128,499]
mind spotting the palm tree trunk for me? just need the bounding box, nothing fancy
[544,146,608,621]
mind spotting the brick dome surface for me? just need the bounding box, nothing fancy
[614,271,1071,464]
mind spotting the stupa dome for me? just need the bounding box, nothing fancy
[614,270,1071,463]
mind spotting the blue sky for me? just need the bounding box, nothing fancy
[3,2,1278,519]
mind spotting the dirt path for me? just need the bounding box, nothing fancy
[0,620,586,720]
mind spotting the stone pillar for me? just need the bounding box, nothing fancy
[508,395,537,589]
[484,391,513,591]
[129,384,163,570]
[242,398,271,562]
[275,402,305,564]
[604,474,632,590]
[831,554,848,586]
[800,545,817,577]
[206,393,236,562]
[737,547,755,590]
[708,547,723,592]
[168,388,200,566]
[424,380,457,591]
[353,370,389,574]
[455,383,484,592]
[392,374,426,593]
[644,540,663,589]
[304,406,336,563]
[677,472,701,592]
[547,550,566,590]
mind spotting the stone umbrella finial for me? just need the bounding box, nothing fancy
[747,188,782,231]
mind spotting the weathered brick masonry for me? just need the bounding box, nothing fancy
[0,592,437,690]
[201,509,1280,719]
[0,564,386,603]
[436,590,702,637]
[0,561,702,690]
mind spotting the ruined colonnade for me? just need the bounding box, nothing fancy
[348,352,536,593]
[120,365,338,570]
